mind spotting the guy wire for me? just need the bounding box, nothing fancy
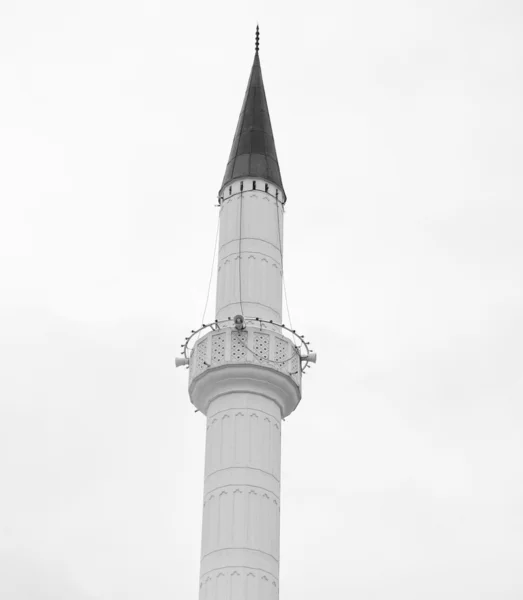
[199,214,220,335]
[275,195,293,331]
[238,189,245,314]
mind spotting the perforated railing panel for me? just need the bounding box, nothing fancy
[274,337,288,370]
[195,338,208,376]
[231,331,248,362]
[290,354,300,385]
[252,332,270,364]
[189,328,301,391]
[211,332,226,365]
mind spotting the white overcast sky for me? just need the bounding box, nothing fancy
[1,0,522,598]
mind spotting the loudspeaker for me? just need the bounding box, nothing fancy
[175,357,190,368]
[301,352,317,364]
[233,314,245,330]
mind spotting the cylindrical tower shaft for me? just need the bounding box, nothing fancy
[190,355,300,600]
[215,177,284,324]
[186,35,304,600]
[200,392,281,599]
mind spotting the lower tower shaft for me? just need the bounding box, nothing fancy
[189,328,301,600]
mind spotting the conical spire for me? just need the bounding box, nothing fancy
[221,28,284,192]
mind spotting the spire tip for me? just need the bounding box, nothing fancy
[255,25,260,54]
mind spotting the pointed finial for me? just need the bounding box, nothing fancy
[255,25,260,54]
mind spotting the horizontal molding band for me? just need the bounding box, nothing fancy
[218,249,282,266]
[205,465,280,484]
[199,565,279,580]
[205,386,288,409]
[219,237,282,254]
[202,547,279,563]
[219,183,285,203]
[206,406,281,422]
[203,483,280,499]
[217,300,281,313]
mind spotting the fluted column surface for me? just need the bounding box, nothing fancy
[199,392,281,600]
[216,177,284,324]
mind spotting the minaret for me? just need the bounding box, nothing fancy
[177,28,315,600]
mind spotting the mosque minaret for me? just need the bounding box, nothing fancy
[177,27,315,600]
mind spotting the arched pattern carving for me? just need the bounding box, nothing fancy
[208,417,219,473]
[260,257,269,307]
[230,570,242,599]
[262,416,272,472]
[200,575,212,600]
[249,413,260,467]
[206,494,217,553]
[272,422,281,480]
[246,571,257,597]
[198,568,279,600]
[234,410,246,466]
[232,488,245,546]
[216,571,227,598]
[202,485,280,559]
[221,413,233,466]
[206,409,281,478]
[246,489,258,547]
[271,579,278,600]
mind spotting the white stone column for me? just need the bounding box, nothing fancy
[191,172,295,599]
[199,392,281,600]
[216,178,284,324]
[190,357,300,600]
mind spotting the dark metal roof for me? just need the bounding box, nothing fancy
[221,52,284,192]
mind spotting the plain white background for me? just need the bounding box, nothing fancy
[1,0,522,598]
